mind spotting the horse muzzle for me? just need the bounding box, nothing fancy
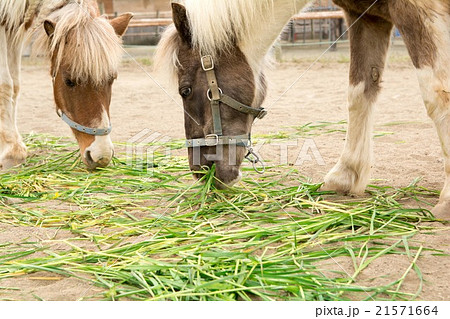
[83,135,114,170]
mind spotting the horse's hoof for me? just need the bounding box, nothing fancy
[0,144,27,170]
[431,202,450,221]
[323,171,352,194]
[323,164,367,195]
[320,181,349,194]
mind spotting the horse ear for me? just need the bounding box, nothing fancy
[110,13,133,37]
[172,2,191,45]
[44,20,56,37]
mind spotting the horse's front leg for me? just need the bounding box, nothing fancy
[323,13,393,194]
[0,27,27,169]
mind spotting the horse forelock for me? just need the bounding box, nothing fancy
[34,1,122,86]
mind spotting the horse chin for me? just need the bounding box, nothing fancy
[82,153,112,170]
[190,163,243,189]
[215,169,242,190]
[214,165,243,189]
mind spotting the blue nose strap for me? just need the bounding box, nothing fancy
[57,110,112,136]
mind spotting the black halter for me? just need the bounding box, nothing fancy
[185,55,267,173]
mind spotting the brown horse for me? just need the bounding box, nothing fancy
[156,0,450,218]
[0,0,132,170]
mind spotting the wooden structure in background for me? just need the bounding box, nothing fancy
[97,0,114,14]
[128,18,172,28]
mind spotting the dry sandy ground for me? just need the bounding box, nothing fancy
[1,44,449,300]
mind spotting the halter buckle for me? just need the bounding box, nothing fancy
[205,134,220,147]
[201,55,215,71]
[257,109,268,119]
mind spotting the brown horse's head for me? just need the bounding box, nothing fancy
[157,3,267,187]
[39,4,132,170]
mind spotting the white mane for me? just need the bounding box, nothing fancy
[184,0,275,58]
[154,25,181,84]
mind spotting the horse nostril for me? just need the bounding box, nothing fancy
[84,150,95,166]
[83,149,113,169]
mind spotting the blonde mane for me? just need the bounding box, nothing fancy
[184,0,275,58]
[154,25,181,85]
[33,0,123,86]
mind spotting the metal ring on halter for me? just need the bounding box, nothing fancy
[245,148,265,174]
[207,88,223,101]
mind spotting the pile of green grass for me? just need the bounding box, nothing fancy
[0,133,441,301]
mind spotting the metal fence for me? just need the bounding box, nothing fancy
[280,0,347,47]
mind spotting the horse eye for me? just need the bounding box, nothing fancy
[65,78,76,87]
[179,87,192,98]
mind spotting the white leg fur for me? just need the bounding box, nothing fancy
[324,82,374,194]
[418,66,450,217]
[0,26,27,169]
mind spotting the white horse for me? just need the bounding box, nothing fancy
[156,0,450,218]
[0,0,132,170]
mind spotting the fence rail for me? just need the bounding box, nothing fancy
[128,18,172,28]
[293,11,344,20]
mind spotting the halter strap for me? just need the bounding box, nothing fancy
[185,55,267,148]
[202,55,223,135]
[57,110,112,136]
[219,94,267,119]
